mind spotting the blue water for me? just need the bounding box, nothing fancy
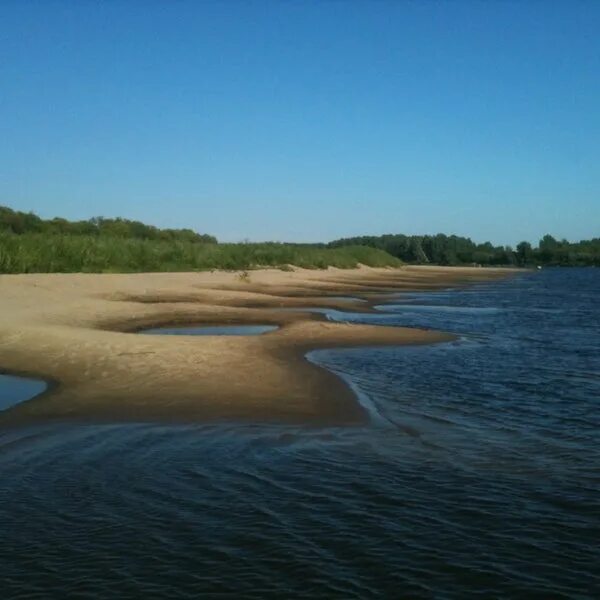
[0,373,47,411]
[140,324,279,335]
[1,269,598,598]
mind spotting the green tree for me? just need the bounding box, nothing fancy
[516,241,533,265]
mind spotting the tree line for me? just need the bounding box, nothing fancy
[0,205,400,273]
[2,205,598,267]
[0,205,217,244]
[328,233,600,266]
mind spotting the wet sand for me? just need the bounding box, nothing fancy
[0,265,518,425]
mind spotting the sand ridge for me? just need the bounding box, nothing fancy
[0,265,520,425]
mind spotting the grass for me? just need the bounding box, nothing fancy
[0,233,402,274]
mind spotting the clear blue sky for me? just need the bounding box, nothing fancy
[1,1,599,245]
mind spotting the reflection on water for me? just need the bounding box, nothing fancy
[1,269,599,598]
[324,295,368,303]
[140,324,279,336]
[0,373,47,410]
[374,303,503,314]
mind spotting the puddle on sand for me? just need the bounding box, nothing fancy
[0,374,47,410]
[139,325,279,336]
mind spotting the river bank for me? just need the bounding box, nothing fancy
[0,265,516,424]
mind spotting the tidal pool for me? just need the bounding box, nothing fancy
[139,324,279,336]
[0,373,47,410]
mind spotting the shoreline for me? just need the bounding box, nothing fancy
[0,265,521,425]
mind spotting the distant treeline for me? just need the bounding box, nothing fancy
[329,234,600,267]
[0,206,401,273]
[0,205,217,244]
[0,236,400,273]
[2,205,598,272]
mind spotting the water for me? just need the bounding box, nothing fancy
[1,269,599,598]
[0,373,47,411]
[140,324,279,336]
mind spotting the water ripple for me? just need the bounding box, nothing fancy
[1,268,599,598]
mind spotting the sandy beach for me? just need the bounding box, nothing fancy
[0,265,517,425]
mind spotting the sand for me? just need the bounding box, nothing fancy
[0,265,519,425]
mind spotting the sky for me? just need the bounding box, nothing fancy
[1,1,599,245]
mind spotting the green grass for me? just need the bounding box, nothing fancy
[0,233,402,274]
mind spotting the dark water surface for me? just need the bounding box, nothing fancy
[1,269,599,598]
[0,374,46,411]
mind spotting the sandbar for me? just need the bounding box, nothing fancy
[0,265,519,425]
